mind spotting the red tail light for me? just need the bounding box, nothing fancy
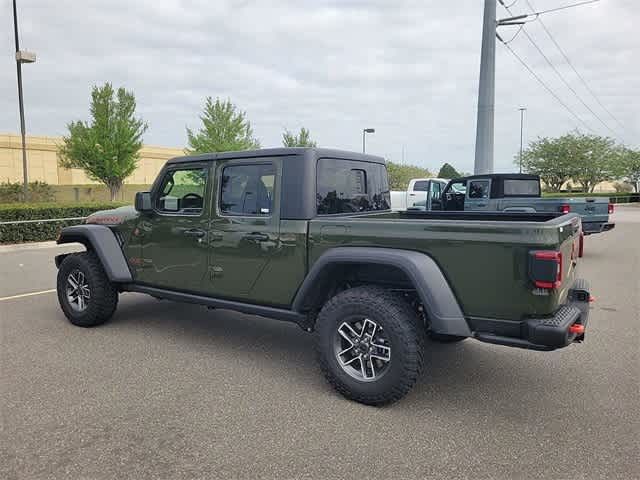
[608,203,614,214]
[578,231,584,258]
[560,204,571,214]
[529,250,563,289]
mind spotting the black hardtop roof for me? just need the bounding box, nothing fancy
[456,173,540,182]
[166,147,386,165]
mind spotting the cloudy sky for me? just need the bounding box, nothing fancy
[1,0,638,174]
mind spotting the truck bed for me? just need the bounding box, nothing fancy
[308,211,582,321]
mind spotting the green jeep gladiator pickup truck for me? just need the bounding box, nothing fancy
[55,148,592,405]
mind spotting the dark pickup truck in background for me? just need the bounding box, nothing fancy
[54,148,592,405]
[410,173,615,236]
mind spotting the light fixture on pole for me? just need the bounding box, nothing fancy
[362,128,375,153]
[12,0,37,202]
[519,107,526,173]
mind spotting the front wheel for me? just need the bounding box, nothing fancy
[57,252,118,327]
[315,286,425,406]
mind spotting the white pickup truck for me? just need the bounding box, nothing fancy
[390,178,449,211]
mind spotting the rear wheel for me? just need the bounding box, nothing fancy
[57,252,118,327]
[315,286,425,406]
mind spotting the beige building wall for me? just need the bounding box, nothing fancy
[0,133,184,186]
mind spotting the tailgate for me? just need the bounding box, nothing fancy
[567,198,610,223]
[529,214,581,301]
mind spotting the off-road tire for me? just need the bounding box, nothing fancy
[57,251,118,327]
[315,286,425,406]
[427,332,467,343]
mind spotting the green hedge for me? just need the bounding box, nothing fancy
[0,202,127,244]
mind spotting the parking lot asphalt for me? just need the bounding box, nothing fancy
[1,206,638,480]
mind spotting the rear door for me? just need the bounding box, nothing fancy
[206,158,281,300]
[465,179,491,210]
[406,179,430,210]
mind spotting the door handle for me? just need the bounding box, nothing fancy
[244,232,269,242]
[183,228,205,238]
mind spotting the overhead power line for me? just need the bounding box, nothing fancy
[500,0,621,140]
[524,0,628,135]
[499,39,595,133]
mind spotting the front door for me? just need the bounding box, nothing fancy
[207,159,280,300]
[136,163,211,293]
[465,179,491,211]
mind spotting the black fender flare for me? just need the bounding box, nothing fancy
[55,224,132,282]
[292,247,472,337]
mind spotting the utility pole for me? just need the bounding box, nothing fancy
[519,107,526,173]
[474,0,497,175]
[12,0,36,202]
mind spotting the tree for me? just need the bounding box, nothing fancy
[616,147,640,192]
[567,133,617,193]
[437,163,461,179]
[519,132,617,192]
[519,135,576,192]
[386,161,431,190]
[282,127,317,147]
[187,97,260,153]
[58,83,147,201]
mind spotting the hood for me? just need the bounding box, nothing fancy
[85,205,139,225]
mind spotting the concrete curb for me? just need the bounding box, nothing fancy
[0,241,83,253]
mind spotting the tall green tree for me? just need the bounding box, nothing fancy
[58,83,147,201]
[437,163,461,179]
[282,127,317,147]
[187,97,260,153]
[387,161,431,190]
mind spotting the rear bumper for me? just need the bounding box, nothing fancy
[475,279,591,351]
[582,221,615,235]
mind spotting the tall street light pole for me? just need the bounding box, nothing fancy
[12,0,36,202]
[519,107,526,173]
[362,128,375,153]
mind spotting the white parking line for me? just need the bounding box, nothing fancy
[0,289,57,302]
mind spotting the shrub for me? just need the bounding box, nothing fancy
[0,202,127,244]
[0,181,55,203]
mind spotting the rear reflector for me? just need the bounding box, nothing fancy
[569,324,585,335]
[560,204,571,214]
[529,250,563,289]
[608,203,614,214]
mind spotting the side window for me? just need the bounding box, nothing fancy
[448,181,467,195]
[430,182,442,200]
[220,163,276,216]
[468,180,490,199]
[413,180,429,192]
[156,167,207,214]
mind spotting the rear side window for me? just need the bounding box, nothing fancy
[504,179,540,196]
[468,180,490,199]
[317,158,390,214]
[220,163,275,216]
[413,180,429,192]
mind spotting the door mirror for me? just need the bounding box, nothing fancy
[135,191,152,212]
